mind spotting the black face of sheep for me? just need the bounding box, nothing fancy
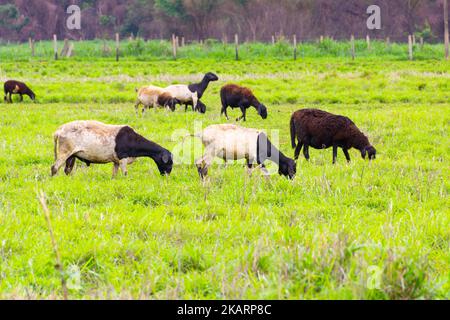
[205,72,219,82]
[362,146,377,160]
[156,152,174,175]
[196,100,207,114]
[279,158,296,180]
[258,104,268,119]
[167,98,180,112]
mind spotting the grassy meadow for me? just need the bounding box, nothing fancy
[0,44,449,299]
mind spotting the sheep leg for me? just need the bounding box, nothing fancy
[51,152,73,176]
[343,149,351,163]
[237,107,246,122]
[64,156,77,175]
[220,106,230,120]
[19,94,23,102]
[245,159,254,176]
[332,145,338,164]
[192,95,198,112]
[119,158,128,176]
[303,144,310,161]
[195,146,216,179]
[294,142,303,160]
[112,163,120,178]
[134,100,141,115]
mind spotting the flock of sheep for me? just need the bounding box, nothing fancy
[3,75,377,180]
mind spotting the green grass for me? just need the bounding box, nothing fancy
[0,52,449,299]
[0,38,447,61]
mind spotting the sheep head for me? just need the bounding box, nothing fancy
[196,100,207,114]
[204,72,219,82]
[279,158,296,180]
[258,104,268,119]
[361,145,377,160]
[156,151,174,175]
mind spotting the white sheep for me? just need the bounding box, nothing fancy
[190,124,296,179]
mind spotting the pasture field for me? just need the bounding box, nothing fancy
[0,55,449,299]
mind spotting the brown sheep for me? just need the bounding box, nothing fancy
[4,80,36,103]
[220,84,268,121]
[157,92,180,112]
[290,109,376,164]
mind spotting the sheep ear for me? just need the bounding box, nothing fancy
[162,153,170,164]
[361,148,367,159]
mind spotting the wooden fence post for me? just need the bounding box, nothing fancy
[53,34,58,60]
[272,35,275,45]
[29,37,35,57]
[61,38,69,57]
[181,37,185,47]
[293,35,297,60]
[386,36,391,48]
[172,34,177,60]
[420,37,424,48]
[67,43,74,57]
[445,0,449,60]
[408,35,413,60]
[351,35,355,60]
[366,34,371,50]
[235,34,239,61]
[115,33,120,62]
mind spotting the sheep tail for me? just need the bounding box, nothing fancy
[53,133,59,161]
[290,117,297,149]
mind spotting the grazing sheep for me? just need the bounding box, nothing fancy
[4,80,36,103]
[157,92,180,112]
[164,84,199,112]
[180,99,207,114]
[51,120,173,177]
[220,84,268,121]
[290,108,377,164]
[165,72,218,113]
[135,85,178,115]
[191,124,296,179]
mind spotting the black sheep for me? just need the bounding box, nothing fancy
[290,109,376,164]
[181,99,207,114]
[4,80,36,103]
[220,84,268,121]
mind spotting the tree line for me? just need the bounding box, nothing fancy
[0,0,447,43]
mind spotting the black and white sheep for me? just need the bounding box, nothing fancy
[165,72,218,113]
[220,84,268,121]
[290,108,377,164]
[191,124,296,179]
[51,120,173,177]
[4,80,36,103]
